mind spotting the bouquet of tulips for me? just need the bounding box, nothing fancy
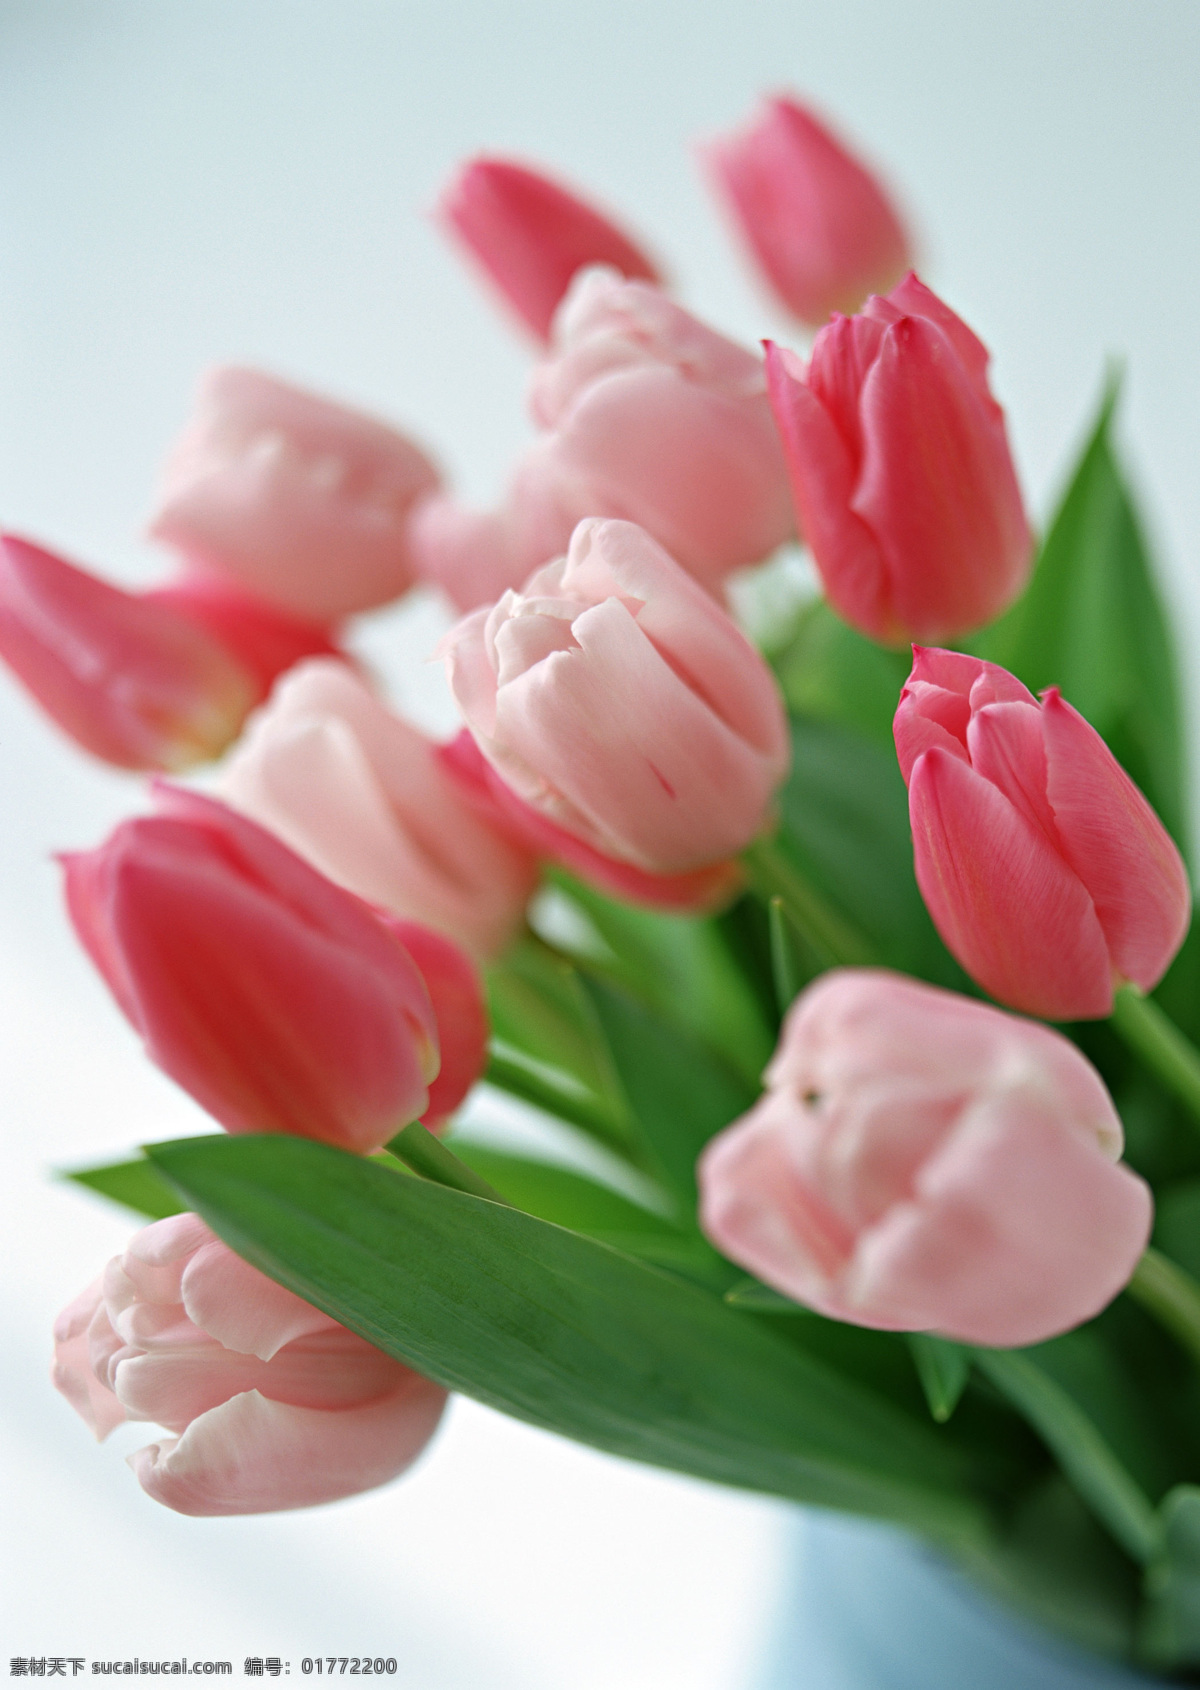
[12,94,1200,1677]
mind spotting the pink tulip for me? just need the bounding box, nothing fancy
[0,534,268,771]
[765,274,1032,644]
[149,367,441,621]
[438,729,741,911]
[53,1214,447,1515]
[701,95,911,326]
[219,659,539,959]
[699,969,1152,1347]
[61,786,489,1148]
[409,271,795,610]
[441,517,789,875]
[438,156,660,342]
[894,648,1191,1020]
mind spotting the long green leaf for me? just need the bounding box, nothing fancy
[1142,1486,1200,1667]
[575,974,756,1210]
[147,1133,982,1540]
[776,715,969,988]
[63,1155,187,1220]
[974,379,1186,852]
[974,1349,1163,1566]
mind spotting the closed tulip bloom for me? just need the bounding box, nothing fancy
[0,534,264,771]
[53,1214,447,1515]
[765,274,1032,644]
[702,95,911,326]
[409,271,795,610]
[895,648,1191,1020]
[219,659,538,959]
[149,367,441,621]
[61,786,488,1148]
[699,969,1152,1347]
[441,518,790,875]
[438,155,660,342]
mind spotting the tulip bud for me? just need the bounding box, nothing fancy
[437,156,660,342]
[61,786,488,1149]
[701,95,911,326]
[53,1214,447,1515]
[0,534,266,771]
[219,659,539,959]
[765,274,1033,644]
[410,272,795,611]
[149,367,441,621]
[440,518,789,876]
[894,648,1191,1020]
[699,969,1152,1348]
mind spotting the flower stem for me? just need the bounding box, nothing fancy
[1127,1247,1200,1371]
[741,837,874,970]
[385,1121,510,1205]
[1110,984,1200,1132]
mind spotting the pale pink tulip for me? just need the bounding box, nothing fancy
[409,272,794,610]
[53,1215,447,1515]
[149,367,440,621]
[219,659,538,959]
[438,156,660,342]
[62,786,489,1148]
[702,95,911,325]
[895,648,1191,1020]
[699,969,1152,1347]
[766,274,1032,644]
[441,518,789,875]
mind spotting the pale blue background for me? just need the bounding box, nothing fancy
[1,4,1198,1684]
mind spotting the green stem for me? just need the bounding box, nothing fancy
[385,1121,510,1205]
[1111,984,1200,1132]
[1127,1247,1200,1371]
[741,837,874,969]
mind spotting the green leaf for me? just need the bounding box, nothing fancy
[767,897,804,1014]
[724,1276,813,1313]
[1142,1486,1200,1666]
[575,973,756,1211]
[775,715,969,988]
[146,1132,983,1539]
[774,597,912,746]
[908,1335,970,1423]
[62,1154,187,1220]
[974,1348,1163,1566]
[484,934,629,1146]
[974,378,1187,853]
[544,871,775,1090]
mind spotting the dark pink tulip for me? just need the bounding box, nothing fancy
[54,1215,447,1515]
[438,156,661,342]
[699,970,1152,1347]
[146,574,339,699]
[702,96,911,326]
[766,274,1033,645]
[0,534,266,771]
[382,919,488,1131]
[895,648,1191,1020]
[149,367,441,621]
[60,787,489,1150]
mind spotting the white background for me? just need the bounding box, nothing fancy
[1,3,1198,1685]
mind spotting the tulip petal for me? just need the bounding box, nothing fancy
[128,1378,447,1516]
[1041,690,1191,990]
[0,534,256,771]
[149,367,440,620]
[848,1088,1152,1346]
[438,157,660,343]
[966,700,1059,844]
[381,922,488,1131]
[854,317,1032,640]
[909,747,1113,1018]
[764,343,893,642]
[51,1279,128,1440]
[180,1240,339,1360]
